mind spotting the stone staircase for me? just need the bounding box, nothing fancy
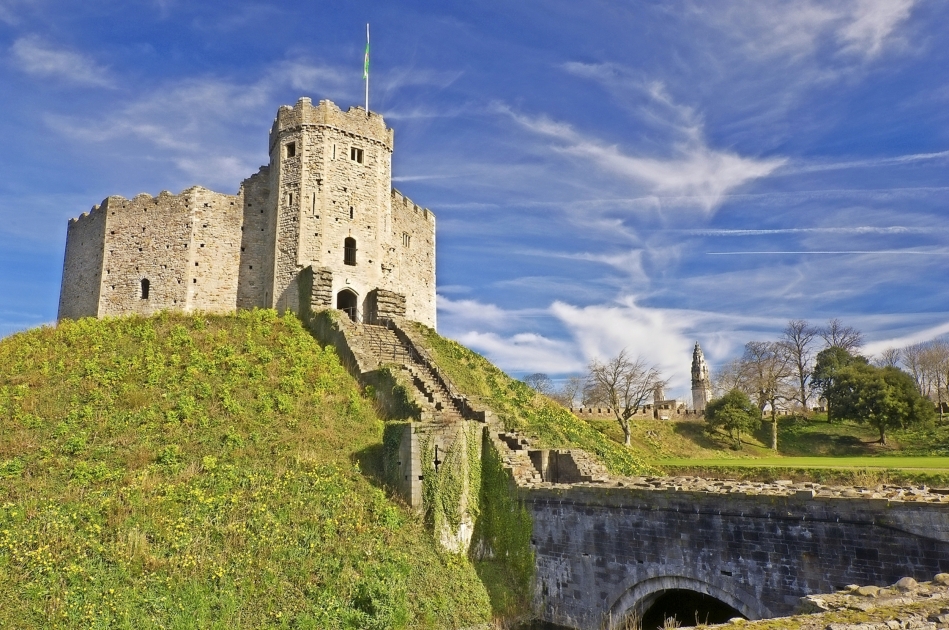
[358,323,467,427]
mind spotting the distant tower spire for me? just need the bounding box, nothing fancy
[691,342,712,412]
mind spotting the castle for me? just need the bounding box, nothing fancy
[58,97,436,328]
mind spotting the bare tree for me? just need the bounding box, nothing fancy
[901,342,930,395]
[587,349,664,447]
[741,341,794,451]
[874,347,901,368]
[713,358,749,399]
[550,375,584,407]
[523,373,553,395]
[922,340,949,421]
[819,318,864,352]
[780,319,818,413]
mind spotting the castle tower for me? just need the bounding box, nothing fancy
[266,97,435,326]
[58,97,437,328]
[691,342,712,412]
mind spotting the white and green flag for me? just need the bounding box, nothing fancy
[364,24,370,80]
[364,23,370,111]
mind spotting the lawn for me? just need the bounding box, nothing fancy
[658,456,949,471]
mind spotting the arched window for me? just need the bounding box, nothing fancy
[141,278,150,300]
[344,237,356,266]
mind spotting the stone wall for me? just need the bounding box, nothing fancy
[365,288,406,323]
[569,405,702,420]
[387,189,436,328]
[84,188,242,317]
[524,480,949,629]
[236,167,273,309]
[58,203,106,319]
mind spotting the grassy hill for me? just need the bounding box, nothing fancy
[406,322,655,478]
[0,311,492,629]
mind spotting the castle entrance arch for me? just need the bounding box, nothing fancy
[606,576,757,629]
[336,289,358,322]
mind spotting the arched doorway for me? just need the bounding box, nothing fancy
[606,576,761,629]
[337,289,358,322]
[639,590,743,629]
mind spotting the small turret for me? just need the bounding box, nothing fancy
[691,342,712,412]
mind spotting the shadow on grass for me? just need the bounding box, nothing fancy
[671,421,733,452]
[351,443,387,490]
[473,558,531,624]
[776,418,891,457]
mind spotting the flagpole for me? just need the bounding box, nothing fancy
[365,23,370,113]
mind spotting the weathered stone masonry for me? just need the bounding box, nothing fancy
[58,98,436,328]
[523,478,949,629]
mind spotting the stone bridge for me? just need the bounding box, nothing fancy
[310,311,949,630]
[521,474,949,629]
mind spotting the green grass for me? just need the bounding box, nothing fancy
[659,456,949,470]
[0,311,492,629]
[408,322,656,477]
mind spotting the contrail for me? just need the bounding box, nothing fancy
[707,250,949,255]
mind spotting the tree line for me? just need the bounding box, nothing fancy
[707,318,937,449]
[523,317,943,453]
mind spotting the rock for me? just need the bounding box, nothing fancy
[934,573,949,586]
[896,577,919,591]
[857,585,881,597]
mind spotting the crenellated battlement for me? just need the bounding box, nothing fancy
[269,97,393,152]
[391,188,435,222]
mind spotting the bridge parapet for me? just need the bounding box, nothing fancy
[488,429,949,629]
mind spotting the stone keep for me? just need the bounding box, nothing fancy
[691,341,712,411]
[57,97,437,328]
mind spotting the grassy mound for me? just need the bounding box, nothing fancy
[407,322,656,477]
[0,311,491,629]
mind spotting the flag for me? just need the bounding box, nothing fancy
[363,26,370,80]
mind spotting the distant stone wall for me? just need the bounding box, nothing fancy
[366,288,406,323]
[569,405,703,420]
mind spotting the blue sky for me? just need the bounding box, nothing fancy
[1,0,947,397]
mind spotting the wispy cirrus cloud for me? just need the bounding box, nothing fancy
[44,59,355,188]
[838,0,916,58]
[499,103,785,213]
[706,249,949,256]
[10,35,114,87]
[701,0,918,62]
[682,226,941,237]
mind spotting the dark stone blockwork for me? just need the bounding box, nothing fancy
[525,486,949,629]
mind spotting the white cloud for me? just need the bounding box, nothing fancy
[437,295,509,328]
[708,0,917,61]
[551,298,697,392]
[455,330,583,374]
[11,35,114,87]
[43,60,355,189]
[838,0,915,58]
[783,150,949,175]
[500,105,785,213]
[684,226,939,237]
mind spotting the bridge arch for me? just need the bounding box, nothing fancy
[605,575,767,629]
